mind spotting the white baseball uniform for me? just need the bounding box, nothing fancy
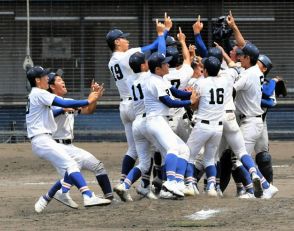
[164,64,193,142]
[217,67,249,160]
[108,47,141,160]
[187,76,228,168]
[26,88,80,175]
[51,99,107,178]
[255,91,277,154]
[234,64,264,154]
[127,71,154,173]
[143,73,190,161]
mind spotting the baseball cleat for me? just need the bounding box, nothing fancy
[183,183,200,196]
[216,185,223,197]
[162,180,184,197]
[238,192,255,199]
[262,184,279,199]
[251,173,263,198]
[206,183,217,197]
[136,183,158,200]
[159,189,176,199]
[54,190,79,209]
[83,192,112,207]
[35,196,49,213]
[236,188,246,197]
[113,183,133,202]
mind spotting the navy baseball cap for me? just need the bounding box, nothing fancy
[48,72,58,84]
[208,47,223,62]
[166,36,177,46]
[148,52,173,71]
[258,54,273,76]
[241,43,259,60]
[106,29,130,47]
[26,66,50,81]
[129,52,147,72]
[203,56,221,76]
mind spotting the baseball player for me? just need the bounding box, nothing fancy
[164,28,193,142]
[45,72,113,204]
[114,52,158,201]
[143,52,198,198]
[227,11,278,198]
[26,66,111,213]
[186,56,229,197]
[192,18,256,198]
[113,21,166,201]
[106,14,172,184]
[255,55,281,184]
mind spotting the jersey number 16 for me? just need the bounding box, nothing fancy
[209,88,224,104]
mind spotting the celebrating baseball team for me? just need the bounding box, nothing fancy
[25,11,283,213]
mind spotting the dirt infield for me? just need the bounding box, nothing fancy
[0,141,293,231]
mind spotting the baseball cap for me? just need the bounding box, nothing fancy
[166,36,177,46]
[148,52,173,72]
[202,56,221,76]
[48,72,58,84]
[129,52,147,72]
[258,54,273,76]
[26,66,50,81]
[106,29,130,47]
[241,43,259,60]
[208,47,223,62]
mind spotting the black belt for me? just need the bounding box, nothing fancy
[142,113,146,118]
[239,114,262,120]
[55,139,72,145]
[120,97,132,101]
[30,133,52,140]
[226,110,234,113]
[201,120,222,125]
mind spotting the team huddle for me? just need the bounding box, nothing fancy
[26,11,280,213]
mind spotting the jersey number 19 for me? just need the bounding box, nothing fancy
[110,64,124,81]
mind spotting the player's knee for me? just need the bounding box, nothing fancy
[256,151,273,182]
[67,165,80,175]
[179,145,190,161]
[93,161,107,176]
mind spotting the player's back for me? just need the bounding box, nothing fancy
[218,67,240,111]
[143,74,173,117]
[128,72,150,116]
[108,48,140,98]
[195,76,227,122]
[164,64,193,90]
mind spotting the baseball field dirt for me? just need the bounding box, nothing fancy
[0,141,293,231]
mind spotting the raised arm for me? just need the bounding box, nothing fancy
[214,41,236,67]
[177,27,191,64]
[141,12,172,53]
[192,15,208,57]
[226,11,246,48]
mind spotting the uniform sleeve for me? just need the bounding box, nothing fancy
[233,73,250,91]
[37,90,56,106]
